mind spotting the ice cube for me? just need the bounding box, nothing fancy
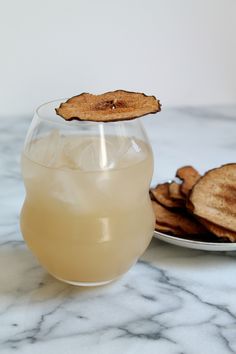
[28,129,62,167]
[77,137,117,171]
[50,134,145,171]
[75,136,144,171]
[43,129,62,166]
[118,138,146,167]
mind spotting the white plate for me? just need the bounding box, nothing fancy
[153,231,236,251]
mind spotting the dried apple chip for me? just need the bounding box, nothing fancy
[151,201,206,235]
[176,166,201,196]
[56,90,161,122]
[150,183,184,208]
[188,163,236,232]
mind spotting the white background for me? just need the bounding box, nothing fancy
[0,0,236,117]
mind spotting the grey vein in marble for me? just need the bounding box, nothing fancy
[1,107,236,354]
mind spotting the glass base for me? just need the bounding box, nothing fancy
[54,275,115,287]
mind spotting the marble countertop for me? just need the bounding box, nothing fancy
[1,106,236,354]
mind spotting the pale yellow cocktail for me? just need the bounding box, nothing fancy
[20,133,155,285]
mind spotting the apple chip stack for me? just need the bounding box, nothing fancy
[151,164,236,242]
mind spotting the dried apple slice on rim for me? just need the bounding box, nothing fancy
[56,90,161,122]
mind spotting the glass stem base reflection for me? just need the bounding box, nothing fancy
[54,275,118,287]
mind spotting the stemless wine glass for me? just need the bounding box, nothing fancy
[20,99,155,286]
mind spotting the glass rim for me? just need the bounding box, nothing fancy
[36,98,142,128]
